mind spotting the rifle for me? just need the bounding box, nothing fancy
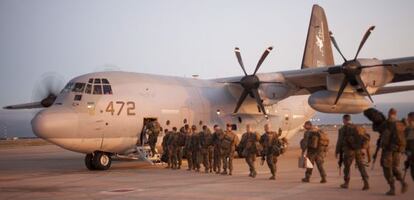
[338,149,343,176]
[371,137,381,170]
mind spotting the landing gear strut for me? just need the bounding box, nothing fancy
[84,151,112,170]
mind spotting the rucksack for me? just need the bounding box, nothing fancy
[317,130,329,151]
[344,125,364,150]
[356,126,370,150]
[390,121,407,152]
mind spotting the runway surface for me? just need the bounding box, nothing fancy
[0,128,413,200]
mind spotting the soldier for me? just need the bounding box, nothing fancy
[176,126,187,169]
[184,124,193,171]
[191,125,202,172]
[147,120,161,156]
[212,125,224,174]
[259,124,279,180]
[240,124,260,178]
[161,129,171,168]
[167,127,179,169]
[301,121,328,183]
[336,114,369,190]
[200,125,214,173]
[406,112,414,181]
[220,124,239,175]
[379,109,408,195]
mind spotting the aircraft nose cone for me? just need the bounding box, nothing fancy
[32,107,78,141]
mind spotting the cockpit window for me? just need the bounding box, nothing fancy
[85,84,92,94]
[102,78,110,84]
[94,79,101,84]
[61,82,74,93]
[88,78,93,84]
[93,85,102,95]
[103,85,112,94]
[72,82,86,93]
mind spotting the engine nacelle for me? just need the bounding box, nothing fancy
[308,90,371,114]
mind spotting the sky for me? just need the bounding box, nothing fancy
[0,0,414,138]
[1,0,414,106]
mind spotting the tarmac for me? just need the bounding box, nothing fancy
[0,127,413,200]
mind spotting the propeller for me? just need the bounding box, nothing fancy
[328,26,395,105]
[230,46,280,118]
[32,73,65,108]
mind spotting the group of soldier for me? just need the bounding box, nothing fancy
[146,107,414,196]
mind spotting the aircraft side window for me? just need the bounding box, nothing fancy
[85,84,92,94]
[93,85,102,95]
[103,85,113,95]
[102,78,110,84]
[72,82,86,93]
[74,94,82,101]
[94,79,101,84]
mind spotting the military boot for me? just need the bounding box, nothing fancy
[251,171,257,178]
[340,179,349,189]
[302,177,310,183]
[269,174,276,180]
[228,171,232,176]
[386,184,396,196]
[362,179,370,191]
[320,177,327,184]
[221,170,228,175]
[401,181,408,194]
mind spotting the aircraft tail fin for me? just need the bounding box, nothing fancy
[301,4,334,69]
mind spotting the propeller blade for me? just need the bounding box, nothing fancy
[253,46,273,75]
[251,89,267,116]
[354,75,374,103]
[354,26,375,60]
[329,31,347,62]
[234,47,248,76]
[233,89,249,113]
[334,77,349,105]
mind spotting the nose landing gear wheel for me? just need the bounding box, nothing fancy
[92,151,112,170]
[84,152,112,170]
[85,153,96,170]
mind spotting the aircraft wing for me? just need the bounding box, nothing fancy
[383,57,414,83]
[281,57,414,94]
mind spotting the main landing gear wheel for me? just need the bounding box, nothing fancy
[84,152,112,170]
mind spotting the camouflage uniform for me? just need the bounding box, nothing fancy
[336,124,369,190]
[240,131,260,178]
[147,121,161,156]
[176,127,187,169]
[379,119,408,195]
[301,128,327,183]
[161,131,171,167]
[212,129,224,173]
[167,130,180,169]
[191,130,202,172]
[220,130,239,175]
[200,127,214,173]
[260,131,279,180]
[184,129,193,170]
[406,121,414,181]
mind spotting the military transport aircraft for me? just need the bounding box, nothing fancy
[3,5,414,170]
